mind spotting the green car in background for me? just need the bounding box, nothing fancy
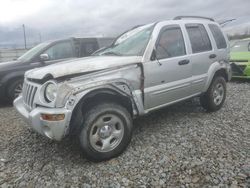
[230,38,250,79]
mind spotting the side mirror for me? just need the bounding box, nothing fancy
[39,54,50,62]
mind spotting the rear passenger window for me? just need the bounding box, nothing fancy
[209,24,227,49]
[156,27,186,59]
[186,24,212,53]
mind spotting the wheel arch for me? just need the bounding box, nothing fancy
[214,69,228,81]
[69,86,138,135]
[1,73,24,97]
[1,71,25,84]
[203,62,230,92]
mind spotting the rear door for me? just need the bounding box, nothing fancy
[185,23,215,94]
[144,25,193,110]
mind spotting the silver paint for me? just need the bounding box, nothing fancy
[14,19,231,141]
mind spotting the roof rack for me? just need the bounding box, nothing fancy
[173,16,214,22]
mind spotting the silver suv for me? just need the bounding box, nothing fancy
[14,16,232,161]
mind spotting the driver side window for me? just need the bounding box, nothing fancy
[156,27,186,60]
[43,41,74,61]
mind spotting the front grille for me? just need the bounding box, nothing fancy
[238,65,247,71]
[22,81,38,108]
[230,63,246,76]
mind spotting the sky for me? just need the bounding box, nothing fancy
[0,0,250,48]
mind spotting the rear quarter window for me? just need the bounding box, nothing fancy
[209,24,227,49]
[186,24,212,53]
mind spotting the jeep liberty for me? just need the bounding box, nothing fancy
[14,16,232,161]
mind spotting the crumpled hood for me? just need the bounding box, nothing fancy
[25,56,142,80]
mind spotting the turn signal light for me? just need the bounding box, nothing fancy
[41,114,65,121]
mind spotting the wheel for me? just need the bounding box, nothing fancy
[79,102,133,162]
[200,76,226,112]
[7,79,23,102]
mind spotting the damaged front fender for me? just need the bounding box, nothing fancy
[65,81,144,136]
[66,80,144,117]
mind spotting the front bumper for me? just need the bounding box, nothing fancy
[230,62,250,78]
[14,96,72,141]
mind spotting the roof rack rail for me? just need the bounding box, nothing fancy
[173,16,214,22]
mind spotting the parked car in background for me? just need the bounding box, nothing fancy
[230,38,250,79]
[14,16,231,161]
[0,37,114,102]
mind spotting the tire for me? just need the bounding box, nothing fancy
[7,79,23,102]
[79,102,133,162]
[200,76,226,112]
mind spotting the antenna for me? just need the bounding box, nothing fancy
[219,19,236,27]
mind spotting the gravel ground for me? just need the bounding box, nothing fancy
[0,81,250,187]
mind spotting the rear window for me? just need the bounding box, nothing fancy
[209,24,227,49]
[186,24,212,53]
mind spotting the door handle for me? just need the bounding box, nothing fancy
[209,54,217,59]
[178,59,190,65]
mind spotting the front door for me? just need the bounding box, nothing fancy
[144,25,192,110]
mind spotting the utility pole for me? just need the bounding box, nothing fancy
[22,24,27,49]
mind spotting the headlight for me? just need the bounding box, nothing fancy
[44,82,57,102]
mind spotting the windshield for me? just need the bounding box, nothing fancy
[18,42,50,62]
[231,40,250,52]
[95,24,154,56]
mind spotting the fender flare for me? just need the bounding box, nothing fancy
[66,82,142,135]
[202,61,230,92]
[67,80,143,117]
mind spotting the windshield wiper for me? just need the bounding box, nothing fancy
[101,51,122,56]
